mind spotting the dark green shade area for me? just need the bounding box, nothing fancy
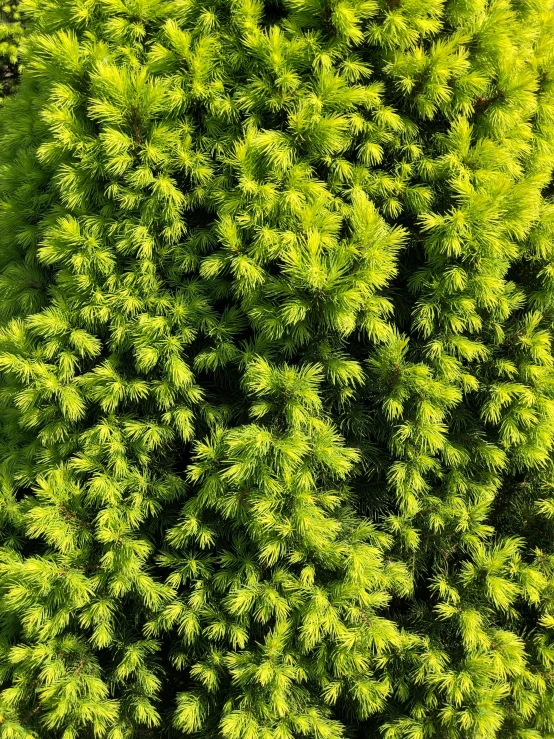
[0,2,22,97]
[1,0,554,737]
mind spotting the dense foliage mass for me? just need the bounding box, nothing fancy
[1,0,554,737]
[0,2,22,98]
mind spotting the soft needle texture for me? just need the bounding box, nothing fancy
[0,2,22,98]
[1,0,554,738]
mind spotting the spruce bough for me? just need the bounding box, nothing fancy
[1,0,554,736]
[0,1,22,98]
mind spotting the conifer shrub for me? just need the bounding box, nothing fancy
[1,0,554,737]
[0,2,22,97]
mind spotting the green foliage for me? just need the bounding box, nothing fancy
[1,0,554,737]
[0,2,22,97]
